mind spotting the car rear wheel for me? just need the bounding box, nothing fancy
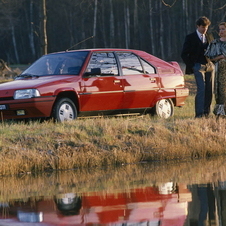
[155,99,174,119]
[52,98,77,122]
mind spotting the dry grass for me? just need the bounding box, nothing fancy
[0,106,225,176]
[0,74,224,176]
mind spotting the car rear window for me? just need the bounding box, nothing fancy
[116,52,144,75]
[140,59,156,74]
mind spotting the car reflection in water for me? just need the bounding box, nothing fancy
[17,210,43,223]
[0,183,192,225]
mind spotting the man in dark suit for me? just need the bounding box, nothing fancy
[181,16,214,118]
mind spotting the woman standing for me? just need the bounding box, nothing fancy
[205,22,226,116]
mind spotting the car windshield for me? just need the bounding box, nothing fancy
[20,51,89,77]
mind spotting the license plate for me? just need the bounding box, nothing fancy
[0,105,7,110]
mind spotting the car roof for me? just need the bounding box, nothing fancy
[50,48,145,54]
[48,48,150,61]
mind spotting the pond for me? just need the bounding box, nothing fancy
[0,157,226,225]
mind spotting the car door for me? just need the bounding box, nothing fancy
[116,52,160,109]
[79,51,124,112]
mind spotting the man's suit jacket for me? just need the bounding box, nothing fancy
[181,31,213,74]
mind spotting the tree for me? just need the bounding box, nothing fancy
[1,0,226,64]
[23,0,36,61]
[109,0,115,47]
[149,0,155,55]
[124,0,130,49]
[40,0,48,55]
[0,0,24,63]
[93,0,98,47]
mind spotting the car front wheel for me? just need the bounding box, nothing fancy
[52,98,77,122]
[155,99,174,119]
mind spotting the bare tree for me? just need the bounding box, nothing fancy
[101,1,107,47]
[159,1,165,59]
[1,0,226,64]
[133,0,138,49]
[93,0,98,47]
[182,0,189,35]
[149,0,155,55]
[109,0,115,47]
[0,0,24,63]
[124,0,130,49]
[24,0,36,61]
[40,0,48,55]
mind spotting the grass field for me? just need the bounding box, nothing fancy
[0,74,224,176]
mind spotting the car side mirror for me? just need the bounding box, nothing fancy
[84,68,101,77]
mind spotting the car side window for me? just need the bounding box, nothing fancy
[86,52,118,76]
[117,52,144,75]
[141,59,156,74]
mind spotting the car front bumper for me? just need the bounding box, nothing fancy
[0,97,55,120]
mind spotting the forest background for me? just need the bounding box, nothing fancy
[0,0,225,65]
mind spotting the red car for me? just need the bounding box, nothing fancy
[0,49,189,122]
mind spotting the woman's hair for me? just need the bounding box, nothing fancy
[219,22,226,27]
[196,16,211,26]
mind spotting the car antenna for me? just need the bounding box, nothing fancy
[66,36,94,51]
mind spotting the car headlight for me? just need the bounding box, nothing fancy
[14,89,40,99]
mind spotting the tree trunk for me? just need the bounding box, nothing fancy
[124,0,130,48]
[40,0,48,56]
[93,0,98,47]
[200,0,203,15]
[101,1,107,47]
[133,0,138,49]
[11,23,19,63]
[208,0,213,21]
[159,1,165,59]
[29,0,36,60]
[109,0,115,47]
[182,0,189,35]
[149,0,155,55]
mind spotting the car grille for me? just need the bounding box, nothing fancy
[0,97,14,101]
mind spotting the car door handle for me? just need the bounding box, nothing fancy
[114,80,121,84]
[149,78,156,82]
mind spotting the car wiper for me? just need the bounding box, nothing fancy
[15,73,39,79]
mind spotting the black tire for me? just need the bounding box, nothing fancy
[55,196,82,215]
[155,99,174,119]
[52,98,77,122]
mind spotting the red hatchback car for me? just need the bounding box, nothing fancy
[0,49,189,122]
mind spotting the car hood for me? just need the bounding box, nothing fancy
[0,75,79,91]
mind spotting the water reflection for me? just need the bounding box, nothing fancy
[1,157,226,225]
[188,182,226,226]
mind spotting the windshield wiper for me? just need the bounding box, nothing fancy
[15,73,39,79]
